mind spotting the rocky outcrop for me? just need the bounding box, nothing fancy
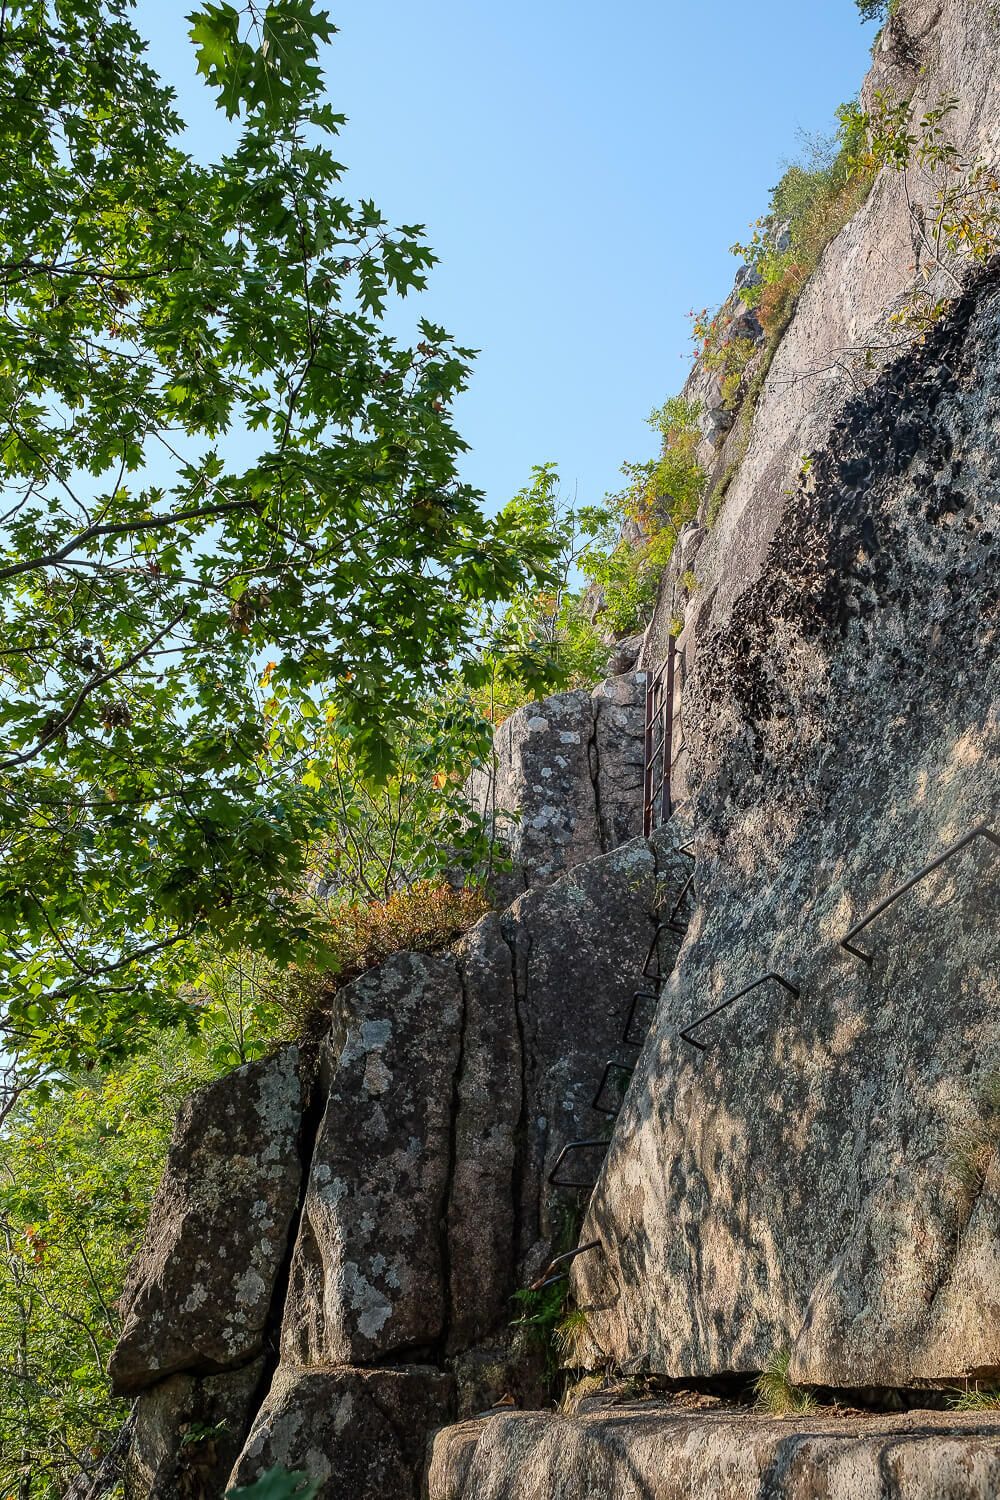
[427,1400,1000,1500]
[573,272,1000,1389]
[230,1366,454,1500]
[110,1046,308,1394]
[111,827,685,1495]
[125,1360,265,1499]
[466,670,647,893]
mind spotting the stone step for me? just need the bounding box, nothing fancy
[427,1399,1000,1499]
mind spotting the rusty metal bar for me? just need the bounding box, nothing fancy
[528,1240,602,1292]
[680,971,800,1053]
[642,643,677,838]
[622,985,657,1047]
[659,637,676,828]
[592,1060,635,1115]
[624,860,696,1047]
[548,1138,607,1190]
[840,821,1000,964]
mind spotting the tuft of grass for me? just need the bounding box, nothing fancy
[946,1072,1000,1200]
[948,1384,1000,1412]
[754,1350,818,1416]
[555,1307,591,1368]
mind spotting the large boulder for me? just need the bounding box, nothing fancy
[110,1047,308,1393]
[427,1402,1000,1500]
[229,1365,454,1500]
[280,952,463,1366]
[466,673,647,894]
[574,276,1000,1389]
[125,1360,265,1499]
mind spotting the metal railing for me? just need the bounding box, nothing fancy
[840,821,1000,963]
[642,639,677,837]
[548,1138,609,1191]
[529,1240,602,1292]
[680,971,800,1053]
[534,819,998,1309]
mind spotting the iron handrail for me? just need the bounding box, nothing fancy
[548,1138,608,1190]
[840,821,1000,963]
[592,1059,635,1115]
[528,1240,602,1292]
[621,985,657,1047]
[680,971,800,1053]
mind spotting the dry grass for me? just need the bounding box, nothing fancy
[947,1072,1000,1201]
[949,1384,1000,1412]
[279,881,489,1038]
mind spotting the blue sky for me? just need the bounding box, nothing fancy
[134,1,877,513]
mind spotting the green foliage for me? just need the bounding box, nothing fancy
[0,0,554,1077]
[948,1385,1000,1412]
[0,1036,216,1498]
[512,1278,568,1386]
[858,93,1000,322]
[580,399,706,637]
[754,1350,818,1416]
[227,1467,320,1500]
[474,465,610,722]
[855,0,893,20]
[731,101,875,341]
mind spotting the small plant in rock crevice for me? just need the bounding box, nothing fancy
[511,1277,569,1388]
[948,1384,1000,1412]
[945,1071,1000,1202]
[754,1350,818,1415]
[227,1468,320,1500]
[555,1306,593,1369]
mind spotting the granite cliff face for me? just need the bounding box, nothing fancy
[110,767,682,1497]
[112,0,1000,1494]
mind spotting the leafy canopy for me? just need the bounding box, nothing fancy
[0,0,553,1073]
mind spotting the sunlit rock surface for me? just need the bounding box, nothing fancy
[427,1401,1000,1500]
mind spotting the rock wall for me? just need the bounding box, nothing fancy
[429,0,1000,1492]
[112,823,692,1497]
[113,2,1000,1494]
[466,670,647,894]
[574,270,1000,1389]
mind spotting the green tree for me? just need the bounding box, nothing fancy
[474,465,609,722]
[0,1035,215,1498]
[0,1,552,1079]
[855,0,890,20]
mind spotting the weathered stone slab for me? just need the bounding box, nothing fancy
[502,836,662,1275]
[280,952,462,1365]
[466,674,647,895]
[446,914,521,1352]
[229,1365,454,1500]
[466,687,599,892]
[125,1359,265,1499]
[591,672,647,853]
[427,1403,1000,1500]
[575,278,1000,1388]
[110,1047,307,1393]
